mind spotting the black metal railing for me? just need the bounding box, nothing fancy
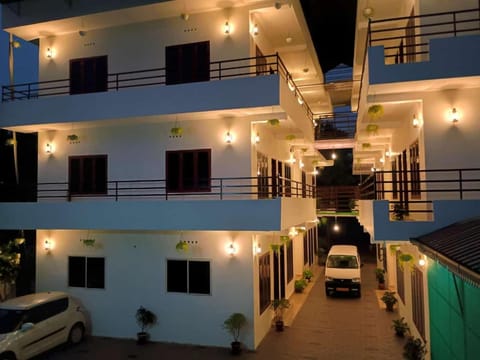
[0,176,316,202]
[316,185,359,212]
[1,53,313,122]
[359,167,480,216]
[368,8,480,63]
[314,112,357,140]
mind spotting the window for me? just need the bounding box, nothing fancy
[303,233,308,265]
[258,253,270,314]
[70,56,108,94]
[25,298,68,324]
[165,41,210,85]
[391,160,398,199]
[286,241,293,283]
[257,152,269,199]
[69,155,107,195]
[68,256,105,289]
[255,45,267,76]
[166,149,211,192]
[302,171,306,198]
[412,266,425,339]
[166,260,210,295]
[409,140,420,198]
[284,164,291,197]
[396,253,405,304]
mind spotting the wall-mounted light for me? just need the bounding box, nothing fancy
[224,131,233,144]
[287,75,295,92]
[313,168,319,175]
[299,160,304,168]
[254,243,262,254]
[44,239,54,252]
[333,221,340,232]
[418,255,427,267]
[288,227,298,238]
[227,242,238,256]
[254,132,260,144]
[46,47,54,59]
[223,21,231,35]
[297,93,304,105]
[379,157,385,164]
[45,143,53,154]
[412,114,419,128]
[449,107,459,123]
[331,152,337,160]
[252,24,259,36]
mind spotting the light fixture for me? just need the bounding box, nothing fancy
[285,36,293,43]
[371,167,376,172]
[331,152,337,160]
[252,24,259,36]
[297,94,304,105]
[46,47,54,59]
[223,21,231,35]
[379,157,385,164]
[288,227,298,238]
[450,107,459,123]
[45,143,53,154]
[412,114,419,128]
[418,257,426,267]
[363,7,374,18]
[287,75,295,91]
[255,243,262,254]
[313,168,319,175]
[333,223,340,232]
[385,151,392,157]
[180,13,190,21]
[225,131,233,144]
[254,132,260,144]
[44,239,54,252]
[227,242,238,256]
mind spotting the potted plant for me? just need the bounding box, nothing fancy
[392,317,410,337]
[271,298,290,331]
[381,291,398,312]
[223,312,247,355]
[294,279,307,293]
[170,126,183,137]
[367,104,384,120]
[135,306,157,344]
[392,204,408,220]
[403,336,427,360]
[375,268,386,290]
[303,269,314,282]
[175,240,189,252]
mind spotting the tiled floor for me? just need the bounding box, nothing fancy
[37,262,407,360]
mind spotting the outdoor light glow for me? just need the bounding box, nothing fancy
[419,258,426,267]
[333,223,340,232]
[227,242,238,256]
[225,132,233,143]
[223,21,231,35]
[254,133,260,144]
[45,143,54,154]
[449,107,459,123]
[44,239,54,252]
[331,152,337,160]
[412,115,419,128]
[252,24,259,36]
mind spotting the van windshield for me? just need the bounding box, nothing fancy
[0,308,25,334]
[327,255,358,269]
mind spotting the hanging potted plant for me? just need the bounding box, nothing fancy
[366,123,379,135]
[367,104,384,120]
[285,134,296,141]
[170,126,183,137]
[267,118,280,126]
[175,240,189,252]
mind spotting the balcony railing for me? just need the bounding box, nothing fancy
[316,186,359,213]
[359,168,480,216]
[1,53,313,122]
[314,112,357,140]
[0,176,316,202]
[368,8,480,63]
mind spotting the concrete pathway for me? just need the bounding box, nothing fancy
[37,262,406,360]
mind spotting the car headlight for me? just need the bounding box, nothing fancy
[352,277,361,283]
[325,276,334,281]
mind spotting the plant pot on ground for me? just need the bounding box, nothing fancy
[403,336,427,360]
[375,268,386,289]
[381,291,398,312]
[271,298,290,332]
[294,279,307,293]
[392,317,410,337]
[303,269,314,282]
[223,313,247,355]
[135,306,157,344]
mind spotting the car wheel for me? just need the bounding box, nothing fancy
[68,322,85,345]
[0,352,16,360]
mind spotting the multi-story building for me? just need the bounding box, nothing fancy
[0,0,332,350]
[353,0,480,358]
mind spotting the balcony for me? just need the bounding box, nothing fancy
[314,111,357,149]
[0,54,314,129]
[357,167,480,241]
[0,176,316,231]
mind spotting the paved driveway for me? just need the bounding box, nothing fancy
[35,262,406,360]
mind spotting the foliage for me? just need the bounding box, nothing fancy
[175,240,189,252]
[303,269,314,281]
[267,118,280,126]
[367,104,384,120]
[403,336,427,360]
[366,123,379,135]
[393,204,408,220]
[294,279,307,293]
[135,306,157,333]
[223,313,247,342]
[392,317,410,337]
[170,127,183,137]
[271,298,290,321]
[381,291,398,311]
[0,239,23,285]
[270,244,281,253]
[375,268,385,283]
[285,134,296,141]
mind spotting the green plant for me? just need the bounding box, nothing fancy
[367,104,384,120]
[223,313,247,343]
[267,118,280,126]
[403,336,427,360]
[271,298,290,322]
[170,127,183,137]
[81,238,96,247]
[0,238,23,301]
[270,244,281,253]
[392,317,410,337]
[366,123,379,135]
[285,134,296,141]
[375,268,385,283]
[136,306,157,333]
[175,240,189,252]
[381,291,398,312]
[303,269,314,282]
[392,204,408,220]
[294,279,307,293]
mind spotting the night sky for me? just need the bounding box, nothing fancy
[300,0,357,73]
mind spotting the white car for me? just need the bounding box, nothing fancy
[324,245,362,297]
[0,291,87,360]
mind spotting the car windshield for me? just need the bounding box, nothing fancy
[0,308,25,334]
[327,255,358,269]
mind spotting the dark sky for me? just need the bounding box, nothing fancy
[300,0,357,73]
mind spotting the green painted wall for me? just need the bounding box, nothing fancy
[428,261,480,360]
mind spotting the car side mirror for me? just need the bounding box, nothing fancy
[20,322,34,332]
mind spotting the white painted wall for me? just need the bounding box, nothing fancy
[36,229,256,349]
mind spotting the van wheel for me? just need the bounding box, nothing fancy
[0,352,16,360]
[69,322,85,345]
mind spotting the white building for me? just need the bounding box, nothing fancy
[0,0,332,350]
[353,0,480,358]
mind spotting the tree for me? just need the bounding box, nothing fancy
[0,238,23,301]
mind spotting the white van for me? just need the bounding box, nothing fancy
[324,245,362,297]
